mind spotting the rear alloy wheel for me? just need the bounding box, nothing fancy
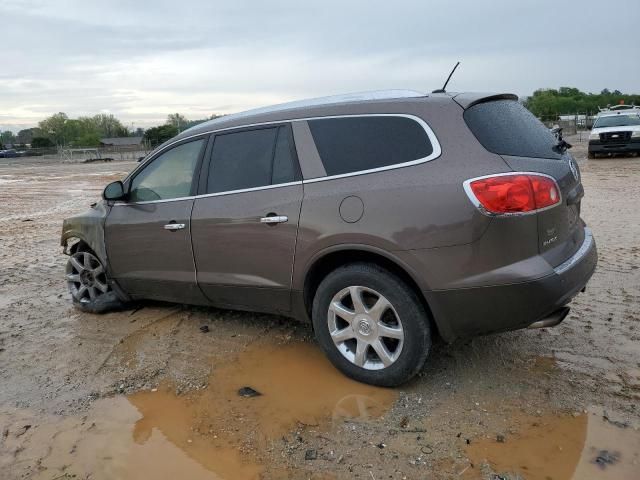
[312,263,431,386]
[65,250,124,313]
[328,286,404,370]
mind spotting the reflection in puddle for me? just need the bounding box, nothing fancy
[1,342,395,480]
[465,407,640,480]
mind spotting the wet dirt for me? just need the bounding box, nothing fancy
[1,342,394,480]
[1,139,639,479]
[465,407,640,480]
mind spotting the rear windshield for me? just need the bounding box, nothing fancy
[464,100,561,160]
[593,114,640,128]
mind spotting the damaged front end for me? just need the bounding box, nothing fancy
[61,201,109,263]
[61,200,131,306]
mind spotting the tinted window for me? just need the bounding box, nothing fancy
[464,100,562,160]
[272,127,297,184]
[308,116,433,176]
[207,126,298,194]
[129,139,203,202]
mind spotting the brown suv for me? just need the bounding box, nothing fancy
[61,90,597,386]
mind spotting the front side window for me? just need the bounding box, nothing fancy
[207,126,298,194]
[308,116,434,176]
[129,139,204,202]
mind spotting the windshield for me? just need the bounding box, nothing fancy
[593,114,640,128]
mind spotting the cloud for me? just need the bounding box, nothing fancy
[1,0,639,132]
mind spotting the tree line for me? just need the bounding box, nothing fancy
[524,87,640,119]
[143,113,222,147]
[1,112,221,150]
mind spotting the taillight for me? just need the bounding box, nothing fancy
[464,173,561,215]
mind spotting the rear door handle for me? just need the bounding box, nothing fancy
[164,223,186,231]
[260,215,288,224]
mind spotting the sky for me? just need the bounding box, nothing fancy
[1,0,639,133]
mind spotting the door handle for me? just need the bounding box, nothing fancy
[260,215,288,224]
[164,223,186,231]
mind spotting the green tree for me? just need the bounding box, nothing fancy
[524,87,640,119]
[1,130,16,145]
[75,132,101,147]
[167,113,188,132]
[31,137,55,148]
[91,113,127,138]
[17,128,41,145]
[38,112,69,145]
[144,124,178,147]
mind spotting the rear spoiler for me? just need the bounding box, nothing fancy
[452,92,519,109]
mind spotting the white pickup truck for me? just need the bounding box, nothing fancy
[588,110,640,158]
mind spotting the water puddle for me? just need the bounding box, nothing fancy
[465,407,640,479]
[1,342,395,479]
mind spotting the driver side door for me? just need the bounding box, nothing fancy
[105,135,209,304]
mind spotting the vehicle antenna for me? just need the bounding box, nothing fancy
[432,62,460,93]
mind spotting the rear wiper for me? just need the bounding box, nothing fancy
[550,126,572,153]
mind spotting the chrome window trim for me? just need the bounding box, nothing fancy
[463,171,563,217]
[554,227,593,275]
[113,196,196,206]
[117,113,441,205]
[113,182,303,206]
[196,181,303,200]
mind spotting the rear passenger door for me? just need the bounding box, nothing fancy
[191,124,303,313]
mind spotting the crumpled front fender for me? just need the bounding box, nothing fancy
[60,201,109,265]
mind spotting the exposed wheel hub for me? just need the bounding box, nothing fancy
[80,270,94,286]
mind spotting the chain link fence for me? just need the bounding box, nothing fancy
[1,143,151,163]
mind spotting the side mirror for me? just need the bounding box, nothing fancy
[103,181,126,201]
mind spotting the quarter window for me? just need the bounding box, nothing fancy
[129,139,204,202]
[308,116,433,176]
[207,126,298,194]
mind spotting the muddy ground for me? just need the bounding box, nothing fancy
[1,135,639,480]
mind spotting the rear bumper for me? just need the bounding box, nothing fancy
[425,227,597,342]
[588,139,640,153]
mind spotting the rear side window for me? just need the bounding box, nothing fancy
[464,100,561,160]
[207,126,299,194]
[308,116,433,176]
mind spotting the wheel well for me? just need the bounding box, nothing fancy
[303,249,439,337]
[68,238,91,254]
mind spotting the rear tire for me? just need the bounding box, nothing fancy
[312,262,431,386]
[588,151,596,159]
[65,248,125,313]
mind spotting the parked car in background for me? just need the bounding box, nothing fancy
[588,111,640,158]
[61,90,597,386]
[0,149,19,158]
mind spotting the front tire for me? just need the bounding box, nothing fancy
[65,249,125,313]
[312,263,431,386]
